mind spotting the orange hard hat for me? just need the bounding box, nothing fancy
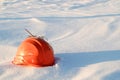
[12,36,55,67]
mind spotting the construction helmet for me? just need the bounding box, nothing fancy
[12,36,55,67]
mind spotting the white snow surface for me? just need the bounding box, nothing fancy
[0,0,120,80]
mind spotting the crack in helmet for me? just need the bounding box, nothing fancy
[12,36,55,67]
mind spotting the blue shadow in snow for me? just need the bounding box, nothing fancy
[55,50,120,75]
[0,13,120,21]
[103,71,120,80]
[70,0,108,9]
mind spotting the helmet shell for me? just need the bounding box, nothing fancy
[12,37,55,67]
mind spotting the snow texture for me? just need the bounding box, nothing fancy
[0,0,120,80]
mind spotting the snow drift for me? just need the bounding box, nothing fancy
[0,0,120,80]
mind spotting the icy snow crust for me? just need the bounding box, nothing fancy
[0,0,120,80]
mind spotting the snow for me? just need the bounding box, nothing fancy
[0,0,120,80]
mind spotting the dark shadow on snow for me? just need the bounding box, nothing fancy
[103,71,120,80]
[55,50,120,76]
[0,13,120,21]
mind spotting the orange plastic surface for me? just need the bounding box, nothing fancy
[12,37,55,67]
